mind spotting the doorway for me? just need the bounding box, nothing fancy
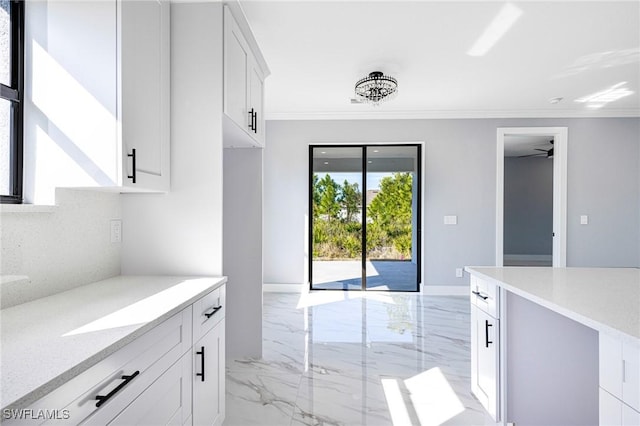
[496,128,567,267]
[309,144,421,291]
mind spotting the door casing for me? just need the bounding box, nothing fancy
[496,127,567,267]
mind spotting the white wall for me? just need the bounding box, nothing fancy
[0,189,121,307]
[121,2,224,276]
[223,147,263,358]
[264,118,640,288]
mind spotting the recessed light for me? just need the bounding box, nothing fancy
[368,161,373,164]
[324,161,329,165]
[321,151,327,154]
[373,149,379,153]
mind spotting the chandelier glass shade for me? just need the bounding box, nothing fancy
[354,71,398,104]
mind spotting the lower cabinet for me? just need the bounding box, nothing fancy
[10,283,226,426]
[601,388,623,425]
[193,319,226,426]
[470,276,500,422]
[623,402,640,425]
[599,332,640,425]
[107,353,192,425]
[600,388,640,426]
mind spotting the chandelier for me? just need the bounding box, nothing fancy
[354,71,398,105]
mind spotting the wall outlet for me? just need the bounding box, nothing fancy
[455,268,463,278]
[110,220,122,243]
[580,215,588,225]
[444,215,457,225]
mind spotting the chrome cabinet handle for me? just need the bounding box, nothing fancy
[95,371,140,407]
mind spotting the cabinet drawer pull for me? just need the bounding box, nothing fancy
[196,346,205,382]
[485,320,493,348]
[252,110,257,134]
[204,305,222,319]
[472,290,489,300]
[95,371,140,407]
[248,108,255,131]
[127,149,137,184]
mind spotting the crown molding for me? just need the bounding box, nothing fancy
[265,108,640,121]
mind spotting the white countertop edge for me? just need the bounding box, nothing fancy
[464,267,639,343]
[2,275,227,411]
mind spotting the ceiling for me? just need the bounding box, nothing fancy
[241,1,640,120]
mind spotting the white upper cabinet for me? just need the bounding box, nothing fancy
[223,5,268,148]
[26,0,170,198]
[118,0,171,191]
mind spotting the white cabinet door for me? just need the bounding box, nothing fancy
[119,0,170,191]
[601,333,624,400]
[600,388,623,426]
[623,403,640,426]
[471,306,499,422]
[107,353,192,425]
[477,309,499,421]
[27,0,170,195]
[224,6,250,133]
[248,61,264,145]
[623,341,640,411]
[193,319,226,426]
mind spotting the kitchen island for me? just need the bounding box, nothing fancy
[465,267,640,426]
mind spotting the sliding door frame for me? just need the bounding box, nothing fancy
[308,143,422,292]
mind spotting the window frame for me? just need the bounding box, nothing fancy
[1,0,24,204]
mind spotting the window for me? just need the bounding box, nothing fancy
[0,0,24,204]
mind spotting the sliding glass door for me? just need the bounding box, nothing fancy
[309,145,421,291]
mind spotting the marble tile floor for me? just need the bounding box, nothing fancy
[225,291,491,426]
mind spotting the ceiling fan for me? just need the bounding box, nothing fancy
[519,140,554,158]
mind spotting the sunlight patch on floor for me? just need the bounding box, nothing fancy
[382,367,465,426]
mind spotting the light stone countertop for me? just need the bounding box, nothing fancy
[0,275,227,410]
[465,267,640,342]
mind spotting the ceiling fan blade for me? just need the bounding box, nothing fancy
[534,148,548,152]
[518,153,545,158]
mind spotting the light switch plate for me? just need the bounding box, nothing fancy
[444,215,457,225]
[580,215,588,225]
[456,268,463,278]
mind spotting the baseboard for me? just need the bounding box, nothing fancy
[504,254,552,262]
[264,283,469,295]
[263,283,304,293]
[421,285,469,296]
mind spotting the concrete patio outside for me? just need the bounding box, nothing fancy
[311,260,418,291]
